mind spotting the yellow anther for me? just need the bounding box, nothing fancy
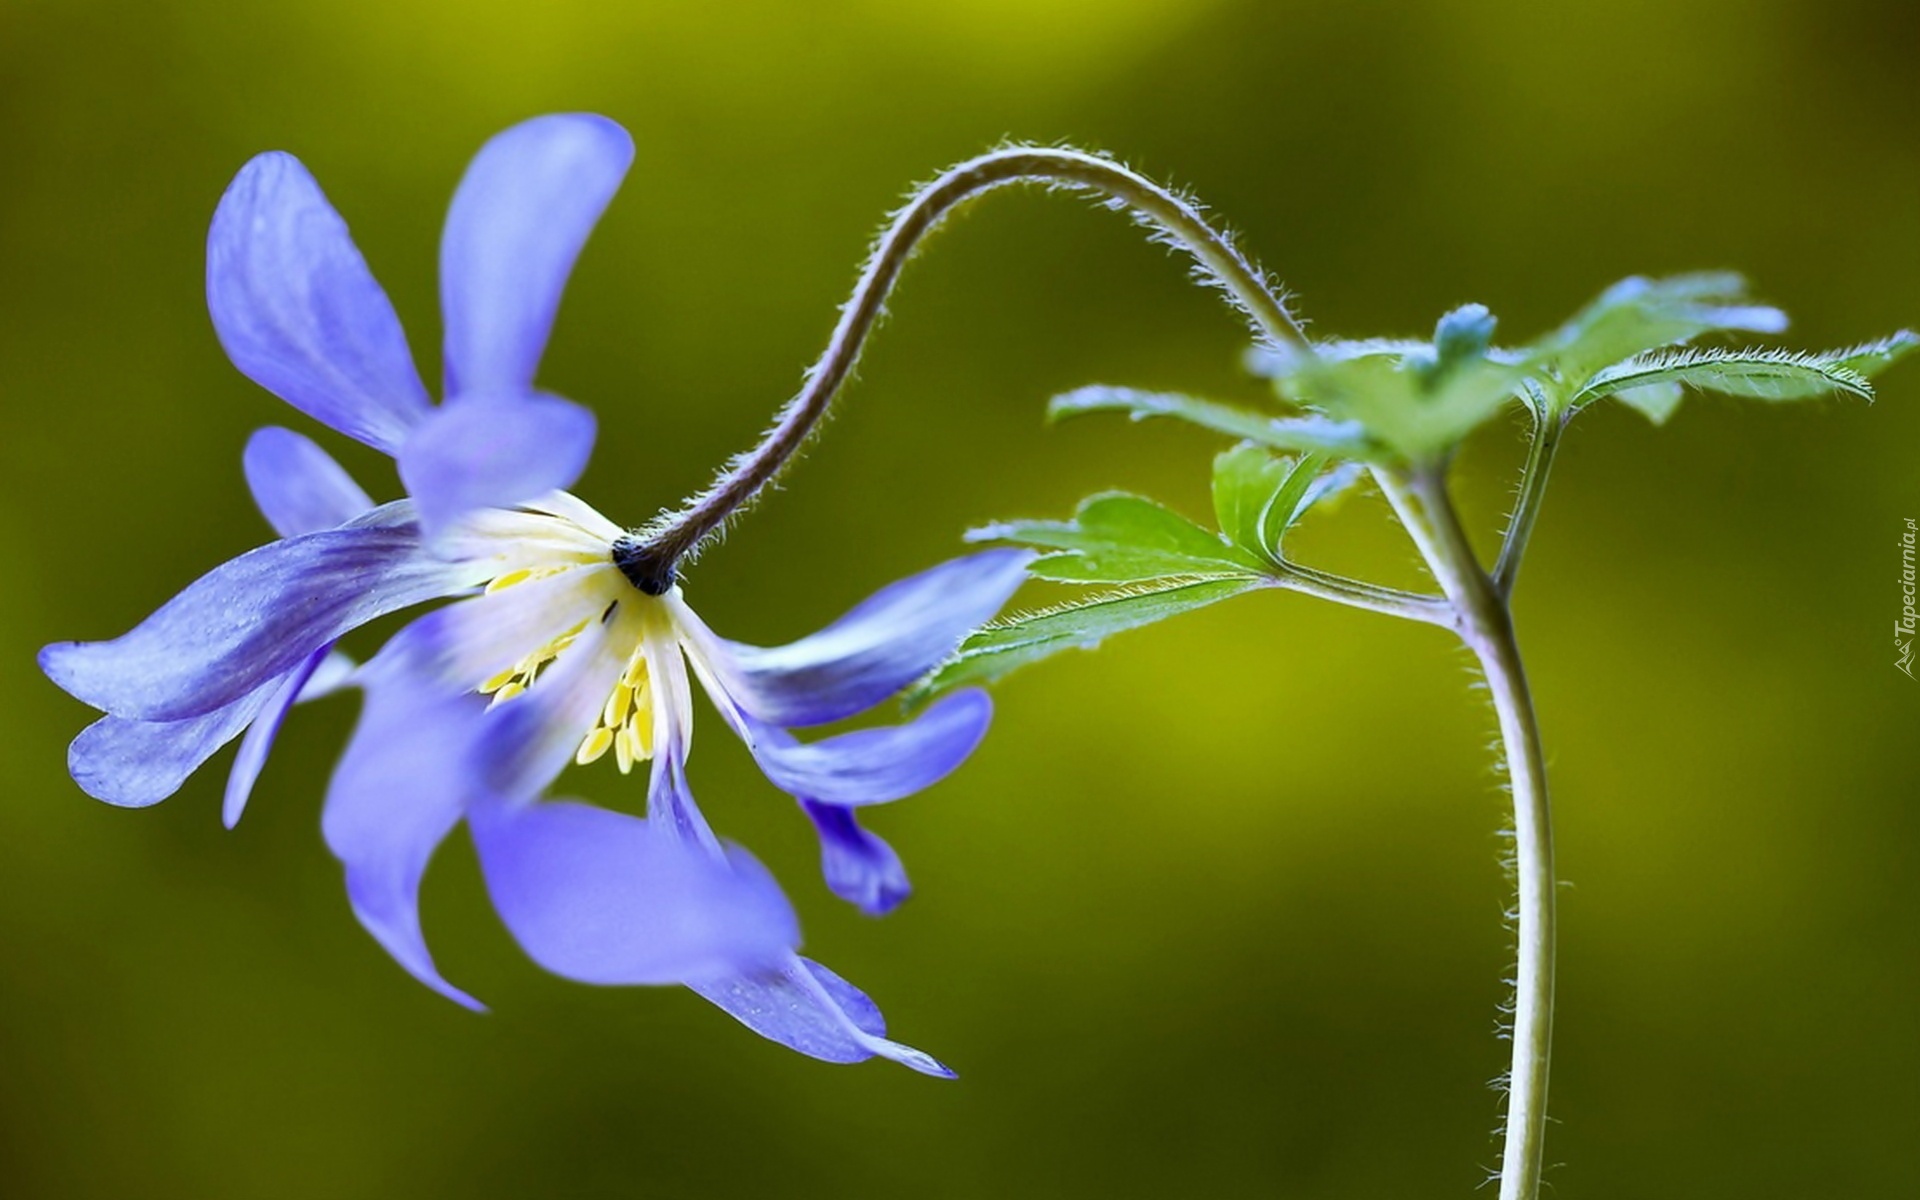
[614,727,635,775]
[486,568,536,594]
[623,715,653,763]
[621,653,649,689]
[479,668,518,694]
[603,682,633,729]
[492,680,526,705]
[576,725,614,765]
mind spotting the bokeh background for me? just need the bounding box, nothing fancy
[2,1,1915,1196]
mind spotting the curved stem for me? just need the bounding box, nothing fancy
[616,146,1308,592]
[1378,466,1556,1200]
[1492,407,1567,597]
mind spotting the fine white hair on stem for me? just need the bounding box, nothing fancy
[615,144,1309,593]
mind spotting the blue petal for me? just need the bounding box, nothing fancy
[744,690,991,807]
[207,152,432,453]
[691,956,955,1077]
[470,798,798,986]
[222,644,332,828]
[801,801,911,916]
[474,616,626,802]
[39,509,479,722]
[376,566,611,693]
[244,427,375,537]
[322,678,485,1011]
[439,114,633,397]
[67,690,272,808]
[701,549,1032,727]
[297,650,357,701]
[396,391,596,537]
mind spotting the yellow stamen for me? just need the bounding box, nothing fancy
[491,680,525,705]
[576,725,614,765]
[614,727,635,775]
[603,682,633,730]
[485,567,536,594]
[479,668,518,694]
[622,651,651,689]
[628,709,655,759]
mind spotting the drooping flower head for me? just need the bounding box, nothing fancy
[39,114,1029,1074]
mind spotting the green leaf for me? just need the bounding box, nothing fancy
[1270,350,1529,461]
[1211,444,1358,561]
[970,492,1261,584]
[1828,330,1920,377]
[1048,386,1372,456]
[1211,443,1295,561]
[1532,273,1788,404]
[1612,382,1685,424]
[913,576,1266,699]
[1248,305,1532,461]
[1573,332,1918,411]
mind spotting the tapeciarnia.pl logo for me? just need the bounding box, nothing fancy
[1899,518,1917,678]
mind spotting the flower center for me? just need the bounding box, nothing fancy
[476,561,661,776]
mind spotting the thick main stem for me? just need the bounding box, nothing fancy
[1378,466,1556,1200]
[617,146,1307,592]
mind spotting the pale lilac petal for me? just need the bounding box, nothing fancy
[244,426,375,537]
[39,513,481,721]
[440,114,634,396]
[322,679,484,1010]
[378,565,612,691]
[67,691,271,808]
[691,956,954,1077]
[801,801,911,916]
[222,645,332,828]
[744,690,992,807]
[641,628,714,847]
[476,617,626,802]
[686,550,1032,727]
[296,650,357,701]
[470,798,798,986]
[396,391,596,536]
[207,152,431,453]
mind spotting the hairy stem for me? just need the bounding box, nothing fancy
[1377,465,1556,1200]
[615,146,1308,592]
[1493,407,1567,596]
[1271,560,1454,626]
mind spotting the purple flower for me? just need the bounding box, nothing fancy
[38,114,1032,1074]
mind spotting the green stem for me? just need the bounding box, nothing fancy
[1493,407,1567,597]
[1270,560,1454,626]
[1377,465,1556,1200]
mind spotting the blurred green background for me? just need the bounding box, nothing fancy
[2,0,1915,1196]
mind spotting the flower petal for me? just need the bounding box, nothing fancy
[379,565,615,692]
[744,690,992,807]
[680,549,1032,727]
[396,390,596,537]
[470,797,797,986]
[67,691,271,808]
[222,644,332,828]
[207,152,431,453]
[690,955,954,1077]
[476,614,627,802]
[322,678,484,1010]
[801,801,911,916]
[440,114,633,397]
[296,650,357,701]
[244,426,375,538]
[39,511,483,721]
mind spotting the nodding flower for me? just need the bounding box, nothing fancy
[38,114,1031,1075]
